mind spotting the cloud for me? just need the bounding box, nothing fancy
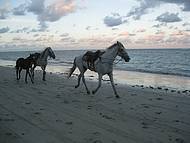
[12,0,77,30]
[0,27,10,33]
[86,26,91,30]
[127,0,158,20]
[126,0,190,20]
[60,33,69,37]
[183,22,190,26]
[136,28,146,33]
[156,12,182,23]
[27,0,45,15]
[13,3,27,15]
[10,27,29,33]
[33,34,39,37]
[0,0,11,19]
[37,0,76,22]
[104,13,124,27]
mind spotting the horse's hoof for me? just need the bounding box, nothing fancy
[92,91,95,94]
[75,85,78,88]
[87,91,90,94]
[116,95,120,98]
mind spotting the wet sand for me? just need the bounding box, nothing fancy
[0,66,190,143]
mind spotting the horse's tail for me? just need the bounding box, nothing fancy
[68,58,76,78]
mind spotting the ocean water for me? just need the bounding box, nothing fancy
[0,49,190,90]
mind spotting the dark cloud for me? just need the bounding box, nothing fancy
[33,34,39,37]
[27,0,45,15]
[13,4,27,15]
[112,27,119,30]
[104,13,124,27]
[11,0,77,30]
[10,27,29,33]
[156,12,182,23]
[127,0,190,20]
[37,0,76,23]
[183,22,190,26]
[127,0,158,20]
[152,23,167,28]
[0,27,10,33]
[86,26,91,30]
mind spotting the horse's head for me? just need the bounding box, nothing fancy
[47,47,56,59]
[116,41,130,62]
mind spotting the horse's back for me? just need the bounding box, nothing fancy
[75,55,87,70]
[16,58,24,68]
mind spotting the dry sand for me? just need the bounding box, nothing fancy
[0,66,190,143]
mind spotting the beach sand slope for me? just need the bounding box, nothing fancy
[0,66,190,143]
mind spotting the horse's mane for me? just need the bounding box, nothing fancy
[106,43,117,50]
[40,48,49,58]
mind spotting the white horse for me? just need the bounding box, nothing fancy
[68,41,130,98]
[32,47,55,81]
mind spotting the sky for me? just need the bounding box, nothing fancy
[0,0,190,51]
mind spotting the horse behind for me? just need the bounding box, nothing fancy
[15,54,38,83]
[32,47,55,81]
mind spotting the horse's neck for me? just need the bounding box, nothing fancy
[101,47,118,63]
[40,50,49,61]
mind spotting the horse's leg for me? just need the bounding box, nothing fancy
[92,73,102,94]
[16,67,19,80]
[28,69,34,84]
[25,69,28,84]
[82,74,90,94]
[31,65,36,79]
[42,66,46,81]
[75,73,82,88]
[18,68,22,80]
[108,73,119,98]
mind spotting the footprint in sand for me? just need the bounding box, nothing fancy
[93,140,103,143]
[63,100,69,104]
[34,112,41,115]
[156,97,163,100]
[93,131,101,136]
[175,138,185,143]
[141,122,149,129]
[143,105,149,109]
[65,121,73,125]
[56,94,61,98]
[155,111,162,115]
[100,113,114,120]
[37,91,43,94]
[3,118,15,122]
[87,105,92,110]
[5,132,12,136]
[25,101,31,105]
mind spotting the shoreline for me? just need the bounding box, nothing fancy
[1,58,190,91]
[0,66,190,143]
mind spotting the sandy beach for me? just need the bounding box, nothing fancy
[0,66,190,143]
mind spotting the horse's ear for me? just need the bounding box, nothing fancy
[117,41,120,44]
